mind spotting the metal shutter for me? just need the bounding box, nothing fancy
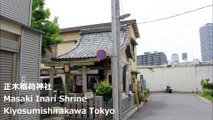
[0,50,13,120]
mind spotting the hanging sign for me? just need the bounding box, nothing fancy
[96,50,107,60]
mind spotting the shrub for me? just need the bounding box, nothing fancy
[201,78,213,89]
[67,77,74,92]
[144,88,150,96]
[203,83,213,89]
[202,88,213,96]
[96,81,112,101]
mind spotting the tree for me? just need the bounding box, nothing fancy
[31,0,62,57]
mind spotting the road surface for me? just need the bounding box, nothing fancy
[128,93,212,120]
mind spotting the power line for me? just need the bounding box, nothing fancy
[138,4,213,24]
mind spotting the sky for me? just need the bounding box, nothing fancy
[45,0,213,62]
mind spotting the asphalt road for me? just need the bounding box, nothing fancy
[128,93,213,120]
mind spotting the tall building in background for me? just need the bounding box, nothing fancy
[171,53,179,63]
[182,52,188,61]
[200,23,213,61]
[137,51,168,66]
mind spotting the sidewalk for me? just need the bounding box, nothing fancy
[128,93,212,120]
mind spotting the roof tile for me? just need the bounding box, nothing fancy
[53,26,129,61]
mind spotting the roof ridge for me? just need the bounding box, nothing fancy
[80,25,129,35]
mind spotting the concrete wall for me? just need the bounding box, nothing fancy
[60,32,79,42]
[57,42,76,55]
[138,64,213,92]
[56,31,80,55]
[195,65,213,92]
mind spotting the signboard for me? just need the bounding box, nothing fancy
[96,50,107,60]
[84,92,94,99]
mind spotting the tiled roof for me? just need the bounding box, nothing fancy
[52,26,130,61]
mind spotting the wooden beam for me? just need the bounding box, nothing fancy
[41,66,111,75]
[43,58,99,66]
[43,62,95,67]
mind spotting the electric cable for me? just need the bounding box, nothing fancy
[137,4,213,24]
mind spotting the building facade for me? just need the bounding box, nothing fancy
[137,51,168,66]
[182,52,188,61]
[200,23,213,61]
[0,0,42,120]
[43,20,140,94]
[171,53,179,63]
[42,20,140,119]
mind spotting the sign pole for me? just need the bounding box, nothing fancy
[111,0,120,119]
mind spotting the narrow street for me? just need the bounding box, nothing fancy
[128,93,212,120]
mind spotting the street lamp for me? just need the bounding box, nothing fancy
[119,13,131,20]
[111,0,130,119]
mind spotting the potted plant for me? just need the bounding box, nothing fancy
[96,81,112,102]
[142,88,150,102]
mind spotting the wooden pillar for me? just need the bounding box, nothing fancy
[106,69,110,82]
[49,66,55,97]
[64,73,69,96]
[104,69,107,81]
[82,66,87,92]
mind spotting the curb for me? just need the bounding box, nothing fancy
[122,102,144,120]
[194,94,212,104]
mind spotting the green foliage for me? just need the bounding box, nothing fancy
[200,79,213,101]
[143,88,150,96]
[203,83,213,89]
[96,81,112,101]
[31,0,62,57]
[201,79,206,86]
[201,78,213,89]
[202,88,213,96]
[147,67,154,72]
[67,77,74,92]
[201,88,213,101]
[138,88,149,102]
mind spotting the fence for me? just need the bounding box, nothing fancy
[40,102,51,119]
[40,93,135,120]
[64,93,113,120]
[122,94,135,113]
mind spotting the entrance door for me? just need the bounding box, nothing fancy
[0,50,16,120]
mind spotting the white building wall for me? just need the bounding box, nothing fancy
[195,65,213,92]
[138,65,213,92]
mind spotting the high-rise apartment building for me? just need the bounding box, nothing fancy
[182,53,188,61]
[137,51,168,66]
[200,23,213,61]
[171,53,179,63]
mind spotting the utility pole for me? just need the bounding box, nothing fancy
[111,0,121,120]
